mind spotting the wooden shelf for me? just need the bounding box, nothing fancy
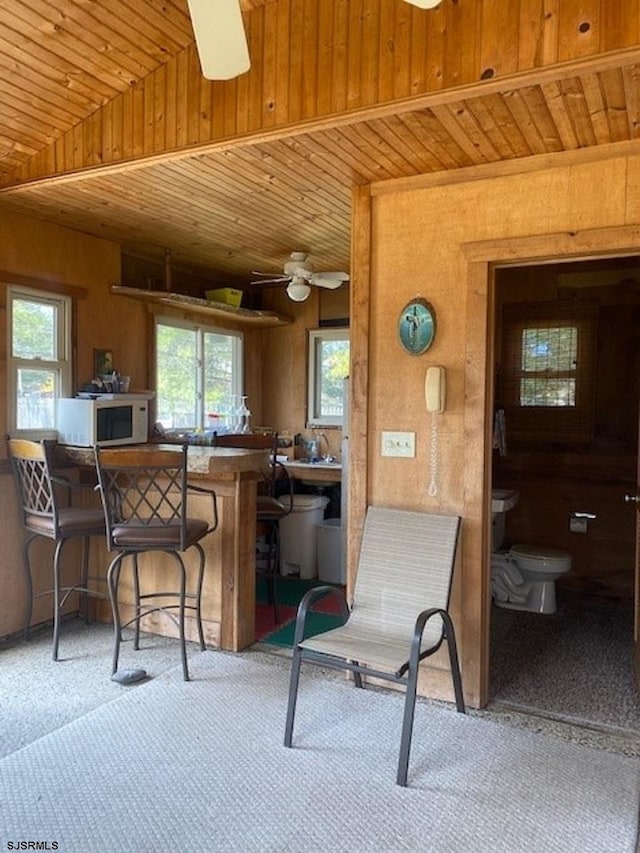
[110,285,293,327]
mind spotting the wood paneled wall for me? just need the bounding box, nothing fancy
[0,207,272,642]
[10,0,640,187]
[0,209,132,430]
[368,152,640,706]
[0,211,124,637]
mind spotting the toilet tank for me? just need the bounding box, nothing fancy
[491,489,519,551]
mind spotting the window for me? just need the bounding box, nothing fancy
[7,287,71,436]
[307,328,350,427]
[518,324,578,406]
[501,301,597,443]
[155,317,243,431]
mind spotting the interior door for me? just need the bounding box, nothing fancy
[631,416,640,684]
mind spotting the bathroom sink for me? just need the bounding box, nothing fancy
[285,459,342,488]
[295,458,341,467]
[491,489,519,513]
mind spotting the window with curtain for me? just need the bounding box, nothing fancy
[500,300,598,444]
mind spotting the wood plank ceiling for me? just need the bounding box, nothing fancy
[1,0,640,289]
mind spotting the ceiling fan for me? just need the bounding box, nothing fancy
[251,252,350,302]
[187,0,442,81]
[187,0,250,80]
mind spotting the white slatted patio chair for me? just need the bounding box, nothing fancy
[284,506,464,786]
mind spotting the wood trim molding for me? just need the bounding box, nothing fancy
[347,185,372,595]
[461,224,640,265]
[372,138,640,198]
[462,260,494,708]
[0,270,88,299]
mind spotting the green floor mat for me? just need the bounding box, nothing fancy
[260,611,345,647]
[256,576,342,607]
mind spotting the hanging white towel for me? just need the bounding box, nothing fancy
[491,575,510,602]
[491,555,529,604]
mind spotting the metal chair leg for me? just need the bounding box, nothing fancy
[132,555,141,650]
[284,646,304,747]
[397,660,420,787]
[194,543,206,651]
[443,613,465,714]
[52,539,65,662]
[267,521,279,624]
[22,536,36,641]
[81,536,91,625]
[107,555,124,675]
[173,554,189,681]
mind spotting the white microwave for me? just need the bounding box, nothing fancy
[56,397,149,447]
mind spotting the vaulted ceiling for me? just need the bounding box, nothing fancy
[1,0,640,289]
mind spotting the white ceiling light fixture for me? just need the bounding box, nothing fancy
[286,278,312,302]
[284,251,314,278]
[187,0,250,81]
[251,251,350,301]
[403,0,442,8]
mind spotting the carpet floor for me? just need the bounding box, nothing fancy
[490,595,640,733]
[1,649,639,853]
[0,620,188,759]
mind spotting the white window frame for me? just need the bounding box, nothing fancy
[7,285,72,438]
[307,328,350,427]
[155,315,243,432]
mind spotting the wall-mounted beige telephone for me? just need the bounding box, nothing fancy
[425,365,446,413]
[426,366,446,496]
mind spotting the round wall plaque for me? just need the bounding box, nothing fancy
[397,297,436,355]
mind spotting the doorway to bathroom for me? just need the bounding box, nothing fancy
[488,254,640,734]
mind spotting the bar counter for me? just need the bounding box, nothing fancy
[56,443,268,652]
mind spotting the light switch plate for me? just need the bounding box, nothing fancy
[381,431,415,457]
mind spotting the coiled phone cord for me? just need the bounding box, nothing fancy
[427,410,438,497]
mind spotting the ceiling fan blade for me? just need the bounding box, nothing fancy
[313,271,350,281]
[403,0,442,7]
[250,277,291,286]
[187,0,250,81]
[310,272,350,289]
[251,270,288,278]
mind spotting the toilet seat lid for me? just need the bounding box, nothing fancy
[510,543,571,563]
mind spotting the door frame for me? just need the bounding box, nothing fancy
[462,225,640,706]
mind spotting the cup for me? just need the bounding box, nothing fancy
[119,376,131,393]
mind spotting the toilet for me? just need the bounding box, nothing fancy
[492,544,572,614]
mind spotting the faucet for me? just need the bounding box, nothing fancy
[316,432,334,462]
[302,436,319,460]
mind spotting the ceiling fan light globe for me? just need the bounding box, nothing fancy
[286,281,312,302]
